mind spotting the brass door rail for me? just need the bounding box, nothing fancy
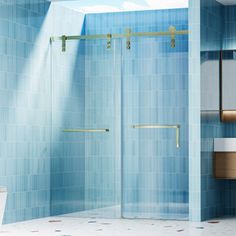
[63,128,109,133]
[131,124,180,148]
[50,26,188,52]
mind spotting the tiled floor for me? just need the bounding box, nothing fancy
[0,217,235,236]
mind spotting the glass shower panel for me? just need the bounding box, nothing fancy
[121,37,189,220]
[83,39,121,218]
[51,38,121,218]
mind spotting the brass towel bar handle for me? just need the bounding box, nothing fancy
[63,129,109,133]
[63,124,180,147]
[131,124,180,148]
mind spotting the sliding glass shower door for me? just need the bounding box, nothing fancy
[51,38,122,218]
[50,35,188,220]
[83,39,122,218]
[121,37,189,219]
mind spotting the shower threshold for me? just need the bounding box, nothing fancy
[59,203,188,220]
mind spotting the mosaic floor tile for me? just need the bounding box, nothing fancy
[0,217,235,236]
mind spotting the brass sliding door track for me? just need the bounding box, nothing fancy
[50,26,188,52]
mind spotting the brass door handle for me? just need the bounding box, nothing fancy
[132,124,180,148]
[63,129,109,133]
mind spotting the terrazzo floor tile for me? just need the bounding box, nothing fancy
[0,217,235,236]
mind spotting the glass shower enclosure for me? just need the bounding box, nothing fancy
[50,31,188,220]
[50,38,122,218]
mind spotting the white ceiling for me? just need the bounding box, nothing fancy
[49,0,188,13]
[216,0,236,5]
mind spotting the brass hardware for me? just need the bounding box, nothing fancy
[62,35,67,52]
[107,34,112,49]
[176,125,180,148]
[50,27,189,52]
[63,128,109,133]
[220,110,236,122]
[132,124,180,148]
[50,30,189,41]
[169,26,176,48]
[125,28,131,50]
[171,38,175,48]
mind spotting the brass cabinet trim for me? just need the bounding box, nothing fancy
[220,110,236,122]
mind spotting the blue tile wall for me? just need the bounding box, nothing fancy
[223,124,236,215]
[200,0,225,221]
[86,9,189,220]
[201,111,225,219]
[201,0,236,220]
[224,6,236,49]
[222,5,236,218]
[86,9,188,34]
[0,0,51,223]
[201,0,223,51]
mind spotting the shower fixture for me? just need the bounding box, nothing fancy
[132,124,180,148]
[169,26,176,48]
[50,26,188,52]
[125,28,131,50]
[107,34,112,49]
